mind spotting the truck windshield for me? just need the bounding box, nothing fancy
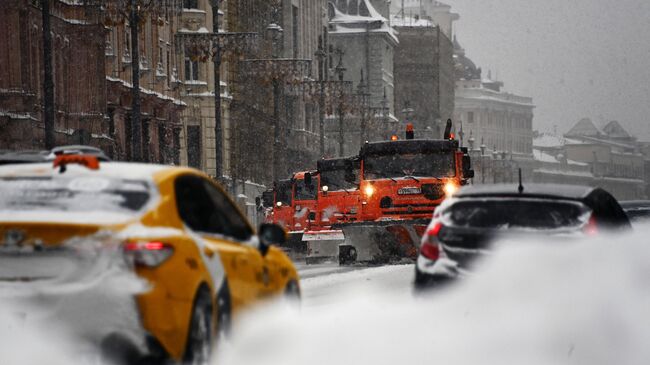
[363,152,456,179]
[276,184,292,206]
[295,178,318,200]
[320,169,358,191]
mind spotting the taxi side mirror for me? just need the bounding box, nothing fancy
[258,223,287,256]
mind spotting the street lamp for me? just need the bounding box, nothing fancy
[315,37,327,157]
[357,69,370,148]
[334,49,347,157]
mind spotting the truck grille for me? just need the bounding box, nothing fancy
[421,184,445,200]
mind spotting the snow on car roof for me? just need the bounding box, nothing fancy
[0,161,170,180]
[456,183,595,200]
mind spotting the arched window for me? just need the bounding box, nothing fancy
[348,0,358,15]
[336,0,347,13]
[359,0,370,16]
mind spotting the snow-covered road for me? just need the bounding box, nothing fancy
[296,262,415,309]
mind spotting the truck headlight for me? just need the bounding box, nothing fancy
[364,185,375,197]
[444,182,458,196]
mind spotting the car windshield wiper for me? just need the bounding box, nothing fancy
[404,175,420,183]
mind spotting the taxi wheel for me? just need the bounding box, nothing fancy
[183,289,212,365]
[215,279,232,340]
[284,280,301,301]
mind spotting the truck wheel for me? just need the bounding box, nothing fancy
[183,289,212,365]
[338,245,357,266]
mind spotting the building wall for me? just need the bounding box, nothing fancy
[104,3,185,163]
[393,25,454,138]
[454,80,534,157]
[0,0,108,151]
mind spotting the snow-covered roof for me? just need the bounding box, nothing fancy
[533,148,589,167]
[0,162,170,180]
[566,118,601,138]
[602,120,632,139]
[533,133,584,148]
[106,76,187,107]
[390,15,434,28]
[329,0,399,43]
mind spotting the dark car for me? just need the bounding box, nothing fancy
[620,200,650,224]
[414,183,630,290]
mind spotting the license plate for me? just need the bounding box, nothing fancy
[398,187,421,195]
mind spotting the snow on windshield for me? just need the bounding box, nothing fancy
[364,152,456,179]
[216,226,650,365]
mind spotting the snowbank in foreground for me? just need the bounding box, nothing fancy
[217,228,650,365]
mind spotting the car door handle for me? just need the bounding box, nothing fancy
[203,247,215,258]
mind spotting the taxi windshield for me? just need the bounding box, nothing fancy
[0,176,152,214]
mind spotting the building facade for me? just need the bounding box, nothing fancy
[389,0,459,39]
[0,0,186,163]
[326,0,399,156]
[532,119,647,200]
[0,0,109,151]
[226,0,327,185]
[392,18,455,139]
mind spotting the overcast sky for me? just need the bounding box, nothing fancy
[444,0,650,140]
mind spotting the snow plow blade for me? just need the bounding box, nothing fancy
[302,230,346,265]
[335,219,430,265]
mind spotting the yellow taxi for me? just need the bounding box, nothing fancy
[0,155,299,364]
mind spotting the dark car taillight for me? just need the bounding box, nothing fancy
[583,214,598,236]
[420,222,442,261]
[124,241,174,267]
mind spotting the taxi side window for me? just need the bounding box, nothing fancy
[175,175,227,235]
[202,179,253,241]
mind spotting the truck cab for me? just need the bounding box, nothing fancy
[357,138,473,222]
[270,179,294,231]
[316,157,361,228]
[292,171,319,232]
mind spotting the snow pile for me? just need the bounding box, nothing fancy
[0,307,86,365]
[217,228,650,365]
[0,234,149,364]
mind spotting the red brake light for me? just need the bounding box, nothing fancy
[427,222,442,237]
[420,242,440,261]
[124,241,173,267]
[583,215,598,236]
[421,222,442,260]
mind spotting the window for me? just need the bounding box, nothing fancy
[187,125,202,168]
[174,175,252,241]
[292,5,299,58]
[183,0,198,9]
[142,119,151,163]
[467,111,474,123]
[158,124,166,163]
[184,57,199,81]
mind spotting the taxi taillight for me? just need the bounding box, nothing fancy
[124,241,174,267]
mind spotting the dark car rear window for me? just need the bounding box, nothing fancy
[446,199,590,230]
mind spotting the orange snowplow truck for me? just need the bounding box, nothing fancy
[266,171,320,256]
[336,124,474,264]
[301,157,361,263]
